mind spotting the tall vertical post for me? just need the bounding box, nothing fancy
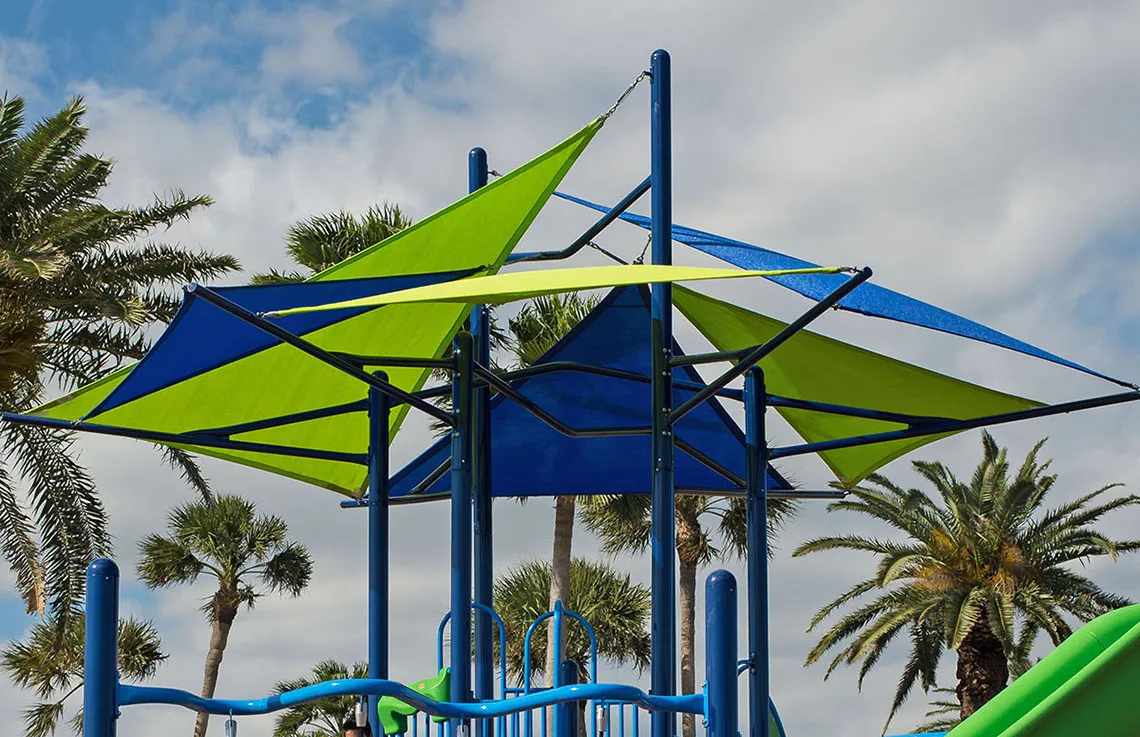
[451,331,475,733]
[649,47,676,737]
[705,570,738,737]
[84,558,119,737]
[556,659,580,737]
[368,373,392,733]
[470,147,496,722]
[744,369,770,737]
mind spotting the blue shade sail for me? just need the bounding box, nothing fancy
[89,271,475,417]
[554,191,1130,387]
[390,286,789,499]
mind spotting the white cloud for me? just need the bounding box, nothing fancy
[6,2,1140,737]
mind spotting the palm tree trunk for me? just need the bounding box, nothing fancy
[547,496,576,736]
[677,509,700,737]
[956,617,1009,720]
[195,602,238,737]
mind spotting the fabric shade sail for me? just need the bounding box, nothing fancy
[390,286,791,500]
[673,286,1042,485]
[26,121,602,495]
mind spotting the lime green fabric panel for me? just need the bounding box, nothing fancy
[674,286,1041,485]
[29,122,602,496]
[313,120,602,281]
[270,265,844,315]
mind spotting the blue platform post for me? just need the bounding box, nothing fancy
[84,558,119,737]
[705,570,738,737]
[649,47,677,737]
[744,369,770,737]
[556,659,579,737]
[368,372,391,733]
[470,147,496,724]
[451,331,475,735]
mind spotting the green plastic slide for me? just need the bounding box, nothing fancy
[947,604,1140,737]
[376,669,451,735]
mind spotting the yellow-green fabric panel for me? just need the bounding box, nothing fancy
[270,265,844,315]
[312,120,602,280]
[673,286,1041,486]
[30,121,601,496]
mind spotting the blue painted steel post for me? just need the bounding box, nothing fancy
[452,332,475,734]
[556,660,580,737]
[469,147,496,721]
[744,369,770,737]
[368,372,392,734]
[649,47,677,737]
[705,570,738,737]
[85,558,119,737]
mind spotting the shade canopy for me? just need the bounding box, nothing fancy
[390,286,791,500]
[28,121,601,494]
[556,191,1126,386]
[265,264,844,315]
[674,286,1041,485]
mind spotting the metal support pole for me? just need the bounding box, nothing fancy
[451,332,475,734]
[744,369,769,737]
[84,558,119,737]
[556,660,580,737]
[649,47,676,737]
[368,372,391,734]
[470,147,496,721]
[705,570,738,737]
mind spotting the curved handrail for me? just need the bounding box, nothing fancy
[436,602,509,699]
[522,602,599,693]
[117,680,705,718]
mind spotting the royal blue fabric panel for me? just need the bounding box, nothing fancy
[389,286,789,499]
[90,270,473,416]
[554,191,1124,386]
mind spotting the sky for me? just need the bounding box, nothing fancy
[4,1,1140,736]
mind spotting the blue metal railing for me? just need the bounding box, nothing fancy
[83,559,739,737]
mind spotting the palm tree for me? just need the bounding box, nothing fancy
[795,431,1140,730]
[1,613,165,737]
[135,494,313,737]
[506,293,601,696]
[0,94,239,617]
[495,557,651,681]
[251,204,412,283]
[272,660,368,737]
[580,492,796,737]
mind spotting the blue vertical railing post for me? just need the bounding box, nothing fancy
[470,147,496,727]
[84,558,119,737]
[368,372,392,734]
[744,368,770,737]
[649,47,677,737]
[451,332,475,735]
[705,570,738,737]
[556,660,580,737]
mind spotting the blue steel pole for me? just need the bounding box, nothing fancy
[451,332,475,735]
[744,369,769,737]
[705,570,738,737]
[368,372,391,734]
[556,660,579,737]
[649,47,676,737]
[84,558,119,737]
[469,147,496,721]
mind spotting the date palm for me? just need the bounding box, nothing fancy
[580,492,796,737]
[0,94,238,617]
[136,494,313,737]
[795,431,1140,731]
[1,613,165,737]
[272,660,369,737]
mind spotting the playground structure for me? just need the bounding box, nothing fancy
[7,50,1140,737]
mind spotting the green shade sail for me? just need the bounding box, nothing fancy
[673,286,1042,485]
[30,120,602,495]
[266,264,845,315]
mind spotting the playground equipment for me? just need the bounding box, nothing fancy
[6,49,1138,737]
